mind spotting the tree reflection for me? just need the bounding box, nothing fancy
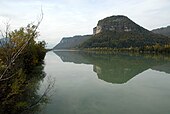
[0,64,53,114]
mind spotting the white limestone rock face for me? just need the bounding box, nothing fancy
[93,15,147,35]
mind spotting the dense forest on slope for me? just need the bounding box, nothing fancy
[80,31,170,48]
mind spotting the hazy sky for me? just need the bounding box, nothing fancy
[0,0,170,48]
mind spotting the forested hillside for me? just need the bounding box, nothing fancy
[80,15,170,53]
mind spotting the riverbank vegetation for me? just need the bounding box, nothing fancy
[84,44,170,54]
[0,21,51,114]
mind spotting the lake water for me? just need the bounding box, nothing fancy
[40,51,170,114]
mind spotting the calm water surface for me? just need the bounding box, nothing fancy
[40,51,170,114]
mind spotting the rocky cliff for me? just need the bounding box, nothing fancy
[93,15,148,35]
[53,35,92,49]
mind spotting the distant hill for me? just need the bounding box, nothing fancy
[53,35,92,49]
[81,15,170,48]
[152,26,170,37]
[0,38,9,47]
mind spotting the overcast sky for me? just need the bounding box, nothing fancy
[0,0,170,48]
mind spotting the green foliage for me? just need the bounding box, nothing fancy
[0,23,47,114]
[84,44,170,54]
[0,59,6,73]
[81,31,170,49]
[7,69,26,98]
[80,30,170,53]
[0,65,47,114]
[16,102,29,108]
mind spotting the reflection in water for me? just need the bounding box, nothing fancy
[54,51,170,84]
[152,63,170,74]
[0,65,50,114]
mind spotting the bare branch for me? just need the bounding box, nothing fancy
[0,30,5,38]
[0,70,19,81]
[0,11,43,81]
[21,76,55,113]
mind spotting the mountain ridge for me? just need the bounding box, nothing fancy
[93,15,149,35]
[53,35,92,49]
[152,26,170,37]
[53,15,170,50]
[81,15,170,48]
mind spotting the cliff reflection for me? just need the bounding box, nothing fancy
[54,51,170,84]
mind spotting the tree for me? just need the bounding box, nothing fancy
[0,11,54,114]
